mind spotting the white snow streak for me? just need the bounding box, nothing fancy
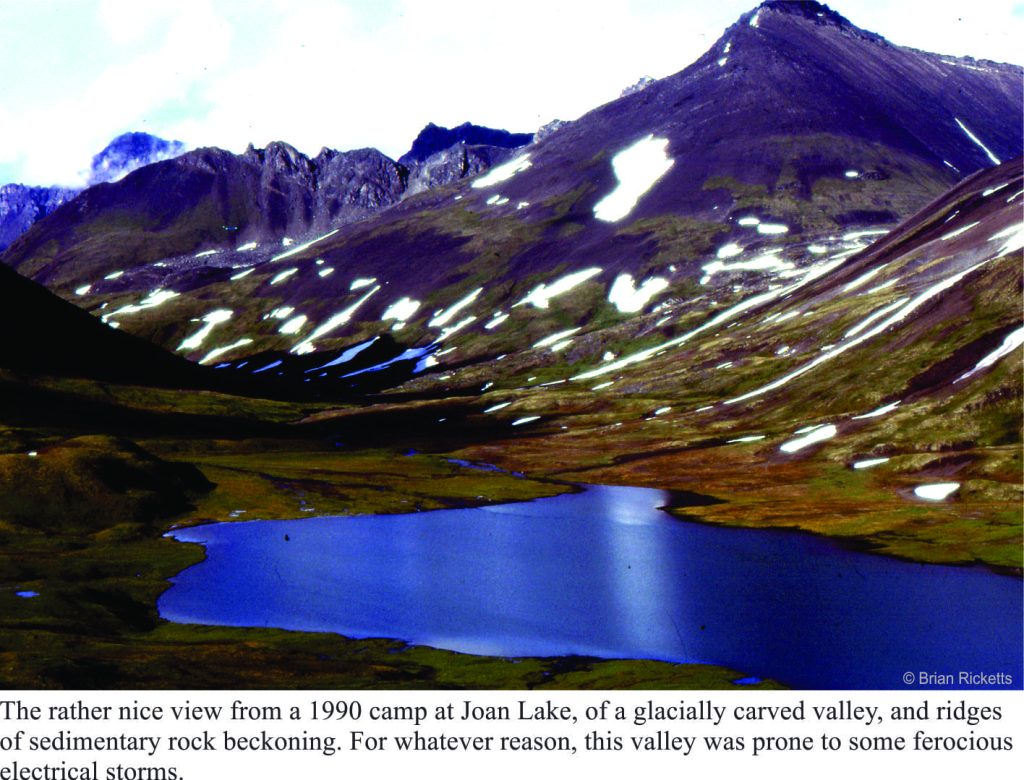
[954,326,1024,383]
[472,155,532,188]
[177,309,233,352]
[779,424,837,453]
[270,229,339,262]
[954,117,1001,165]
[515,268,602,309]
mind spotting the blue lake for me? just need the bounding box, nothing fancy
[159,484,1023,689]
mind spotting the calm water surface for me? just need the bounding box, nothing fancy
[159,485,1022,689]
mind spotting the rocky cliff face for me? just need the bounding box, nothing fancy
[0,184,78,251]
[403,143,519,195]
[1,122,534,286]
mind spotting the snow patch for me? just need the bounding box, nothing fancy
[593,135,673,222]
[988,222,1024,257]
[716,242,744,259]
[940,221,979,241]
[844,298,908,339]
[437,315,477,342]
[842,229,888,241]
[264,307,294,320]
[853,457,889,469]
[842,265,887,292]
[485,312,509,330]
[702,253,794,283]
[102,289,179,321]
[177,309,233,352]
[535,328,581,349]
[471,154,532,188]
[851,401,901,420]
[199,338,253,365]
[914,483,959,501]
[780,424,837,453]
[292,286,380,354]
[279,315,307,335]
[431,288,483,327]
[269,268,298,285]
[382,297,421,323]
[608,273,669,312]
[515,268,602,309]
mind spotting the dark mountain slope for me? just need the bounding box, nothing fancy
[0,260,209,386]
[2,1,1020,381]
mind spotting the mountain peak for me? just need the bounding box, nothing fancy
[758,1,847,20]
[87,131,187,186]
[399,123,533,165]
[743,1,861,32]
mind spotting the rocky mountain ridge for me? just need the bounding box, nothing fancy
[0,131,188,251]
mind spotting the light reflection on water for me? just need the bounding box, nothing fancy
[159,485,1022,689]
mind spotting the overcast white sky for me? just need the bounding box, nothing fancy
[1,0,1021,186]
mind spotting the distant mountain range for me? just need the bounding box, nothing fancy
[5,0,1018,365]
[0,123,534,253]
[0,131,188,251]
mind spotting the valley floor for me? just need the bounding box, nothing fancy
[1,371,1018,688]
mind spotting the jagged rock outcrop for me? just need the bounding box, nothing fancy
[403,143,519,194]
[0,184,78,251]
